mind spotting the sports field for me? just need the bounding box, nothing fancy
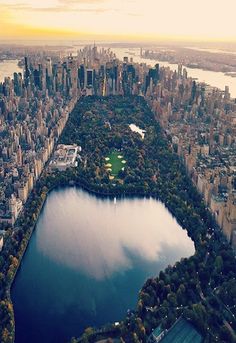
[105,151,126,177]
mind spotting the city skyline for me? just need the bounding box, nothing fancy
[1,0,236,42]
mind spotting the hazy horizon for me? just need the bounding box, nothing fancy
[2,39,236,50]
[1,0,236,43]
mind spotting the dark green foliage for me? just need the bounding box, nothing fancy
[1,96,235,343]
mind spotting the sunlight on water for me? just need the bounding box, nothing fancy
[0,60,21,82]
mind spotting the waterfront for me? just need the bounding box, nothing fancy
[1,50,236,98]
[0,60,21,82]
[12,187,194,343]
[112,47,236,98]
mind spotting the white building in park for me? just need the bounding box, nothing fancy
[49,144,81,171]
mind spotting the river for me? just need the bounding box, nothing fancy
[1,51,236,97]
[12,187,194,343]
[111,47,236,98]
[0,60,21,82]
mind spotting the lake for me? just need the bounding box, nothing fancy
[129,124,146,139]
[12,187,194,343]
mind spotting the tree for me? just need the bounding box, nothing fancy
[215,256,223,272]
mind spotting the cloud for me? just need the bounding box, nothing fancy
[127,12,141,17]
[36,190,194,280]
[35,6,109,13]
[0,2,109,13]
[59,0,106,4]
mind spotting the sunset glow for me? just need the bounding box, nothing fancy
[1,0,236,41]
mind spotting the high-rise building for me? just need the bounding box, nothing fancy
[78,65,85,89]
[33,69,41,88]
[24,57,30,86]
[86,69,94,87]
[224,86,230,100]
[178,63,183,78]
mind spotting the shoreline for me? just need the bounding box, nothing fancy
[7,178,154,342]
[9,177,195,343]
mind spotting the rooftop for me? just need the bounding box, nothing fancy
[157,318,203,343]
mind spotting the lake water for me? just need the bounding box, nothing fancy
[112,47,236,98]
[12,187,194,343]
[129,124,146,139]
[0,60,21,82]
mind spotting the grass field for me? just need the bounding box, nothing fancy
[105,151,126,177]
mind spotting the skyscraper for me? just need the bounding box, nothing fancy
[24,57,30,87]
[86,69,94,88]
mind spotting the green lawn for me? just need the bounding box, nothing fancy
[105,151,126,177]
[115,108,123,114]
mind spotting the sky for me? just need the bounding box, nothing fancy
[1,0,236,42]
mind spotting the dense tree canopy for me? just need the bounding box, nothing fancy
[0,96,235,343]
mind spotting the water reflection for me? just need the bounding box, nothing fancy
[13,187,195,343]
[0,60,21,82]
[37,188,193,279]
